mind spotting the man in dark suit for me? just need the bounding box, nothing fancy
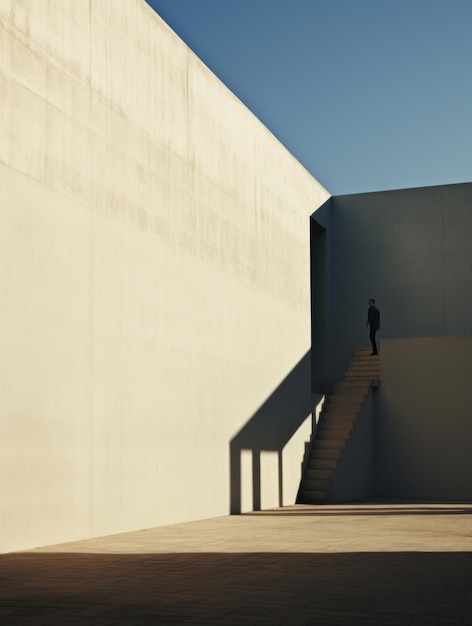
[366,299,380,355]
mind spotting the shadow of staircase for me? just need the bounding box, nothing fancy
[298,348,380,504]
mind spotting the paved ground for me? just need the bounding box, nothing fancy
[1,502,472,625]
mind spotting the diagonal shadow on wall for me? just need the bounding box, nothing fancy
[230,350,323,514]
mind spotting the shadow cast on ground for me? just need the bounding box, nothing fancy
[245,504,472,517]
[1,550,471,625]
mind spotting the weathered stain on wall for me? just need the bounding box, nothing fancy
[0,0,329,552]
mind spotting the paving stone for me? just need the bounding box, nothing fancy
[1,502,472,624]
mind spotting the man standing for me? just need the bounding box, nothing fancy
[366,299,380,355]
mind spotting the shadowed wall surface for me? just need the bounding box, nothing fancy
[310,336,472,504]
[0,0,329,552]
[312,183,472,386]
[376,337,472,501]
[311,185,472,504]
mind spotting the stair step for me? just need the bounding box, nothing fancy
[322,413,360,422]
[342,367,380,372]
[330,385,368,392]
[348,357,381,363]
[322,406,359,415]
[328,405,366,413]
[298,347,380,505]
[318,426,354,436]
[325,395,365,404]
[315,439,346,451]
[310,448,341,460]
[298,490,328,504]
[348,358,381,363]
[308,458,337,470]
[304,468,334,481]
[332,386,370,394]
[329,386,367,394]
[334,380,371,387]
[323,400,362,409]
[316,416,356,428]
[350,360,379,366]
[317,428,351,439]
[320,403,361,420]
[318,429,353,439]
[301,478,331,491]
[322,411,359,421]
[341,367,380,372]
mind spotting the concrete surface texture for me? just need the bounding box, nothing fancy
[310,191,472,499]
[310,336,472,503]
[0,0,329,552]
[1,502,472,625]
[376,336,472,501]
[311,183,472,385]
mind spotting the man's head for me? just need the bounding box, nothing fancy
[368,299,376,307]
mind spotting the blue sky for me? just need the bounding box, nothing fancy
[146,0,472,195]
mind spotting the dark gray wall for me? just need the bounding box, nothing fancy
[328,388,375,503]
[376,337,472,501]
[312,182,472,385]
[310,182,472,502]
[311,199,332,389]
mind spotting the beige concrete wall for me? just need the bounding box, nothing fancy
[0,0,329,552]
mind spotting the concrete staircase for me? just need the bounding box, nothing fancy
[297,348,380,504]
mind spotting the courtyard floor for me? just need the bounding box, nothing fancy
[1,502,472,625]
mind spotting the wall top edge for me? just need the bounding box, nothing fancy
[332,180,472,200]
[143,1,329,195]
